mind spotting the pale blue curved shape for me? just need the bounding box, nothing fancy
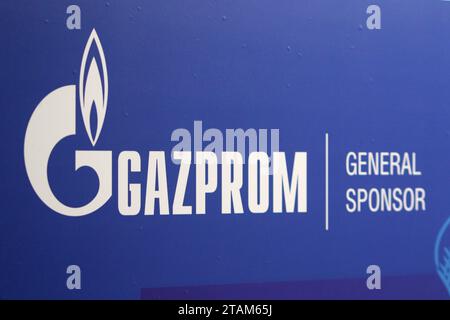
[435,217,450,265]
[434,216,450,295]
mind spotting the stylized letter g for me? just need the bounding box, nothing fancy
[24,86,112,217]
[24,30,112,217]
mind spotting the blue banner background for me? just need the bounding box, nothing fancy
[0,0,449,299]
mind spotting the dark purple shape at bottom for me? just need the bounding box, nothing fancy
[141,275,449,300]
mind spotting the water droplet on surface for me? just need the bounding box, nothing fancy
[287,45,292,52]
[105,2,110,7]
[222,15,228,21]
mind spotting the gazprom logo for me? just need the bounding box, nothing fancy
[24,29,308,218]
[24,29,112,217]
